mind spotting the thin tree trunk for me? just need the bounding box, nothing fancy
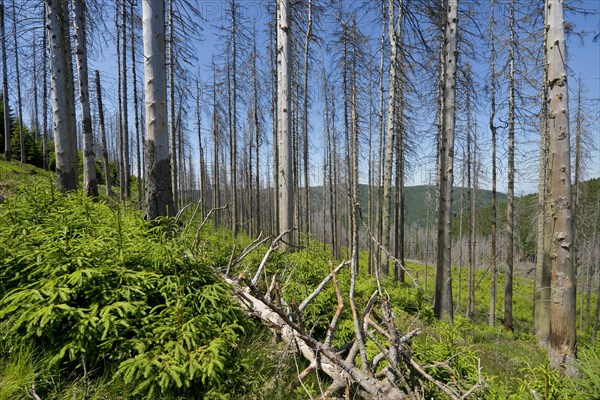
[489,0,498,326]
[12,0,24,163]
[534,2,551,346]
[504,0,515,330]
[168,0,178,210]
[381,0,400,275]
[32,35,39,141]
[434,0,458,321]
[131,0,142,206]
[252,34,261,236]
[116,0,124,200]
[95,71,112,197]
[1,2,10,161]
[142,0,174,219]
[277,0,293,246]
[42,21,48,170]
[196,79,205,215]
[230,0,238,236]
[302,0,312,239]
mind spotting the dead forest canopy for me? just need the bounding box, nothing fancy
[0,0,600,399]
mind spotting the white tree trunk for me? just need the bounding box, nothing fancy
[142,0,174,219]
[72,0,98,197]
[46,0,78,191]
[277,0,293,246]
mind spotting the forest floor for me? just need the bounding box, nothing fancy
[0,158,599,399]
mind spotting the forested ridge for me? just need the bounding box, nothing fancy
[1,0,599,398]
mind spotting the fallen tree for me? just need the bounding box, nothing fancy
[217,228,483,399]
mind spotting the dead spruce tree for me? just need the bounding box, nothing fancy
[142,0,174,219]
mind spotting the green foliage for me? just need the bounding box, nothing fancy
[511,361,563,400]
[0,184,248,398]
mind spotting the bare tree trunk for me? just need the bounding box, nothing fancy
[46,0,78,191]
[131,0,142,206]
[11,0,24,163]
[489,0,498,326]
[302,0,312,240]
[32,34,40,141]
[142,0,174,219]
[269,10,279,235]
[196,79,205,215]
[376,0,386,271]
[230,0,238,236]
[95,71,112,197]
[1,1,10,161]
[381,0,399,276]
[534,2,551,345]
[167,0,178,209]
[503,0,515,330]
[545,0,577,375]
[212,64,221,228]
[252,34,261,236]
[116,1,124,200]
[72,0,98,198]
[277,0,293,247]
[434,0,458,321]
[42,22,49,170]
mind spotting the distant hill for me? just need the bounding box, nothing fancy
[306,184,508,228]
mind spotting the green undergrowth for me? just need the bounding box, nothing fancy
[1,159,599,399]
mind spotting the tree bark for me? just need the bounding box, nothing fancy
[381,0,399,276]
[42,20,49,170]
[142,0,174,219]
[46,0,78,191]
[95,71,112,197]
[11,0,24,163]
[131,0,142,206]
[0,1,10,161]
[534,2,551,346]
[489,0,498,326]
[167,0,178,210]
[72,0,98,198]
[277,0,293,247]
[503,0,516,330]
[545,0,577,375]
[434,0,458,322]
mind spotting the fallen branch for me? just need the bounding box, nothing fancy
[193,204,229,246]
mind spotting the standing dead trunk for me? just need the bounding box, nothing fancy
[1,2,9,161]
[301,0,312,239]
[131,0,142,206]
[72,0,98,198]
[142,0,174,219]
[503,0,516,330]
[380,0,400,276]
[46,0,78,191]
[42,21,49,170]
[32,35,39,141]
[95,71,112,197]
[434,0,458,321]
[489,0,498,326]
[277,0,293,247]
[167,0,178,210]
[121,0,130,199]
[545,0,577,375]
[534,3,551,346]
[229,0,238,236]
[11,0,24,163]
